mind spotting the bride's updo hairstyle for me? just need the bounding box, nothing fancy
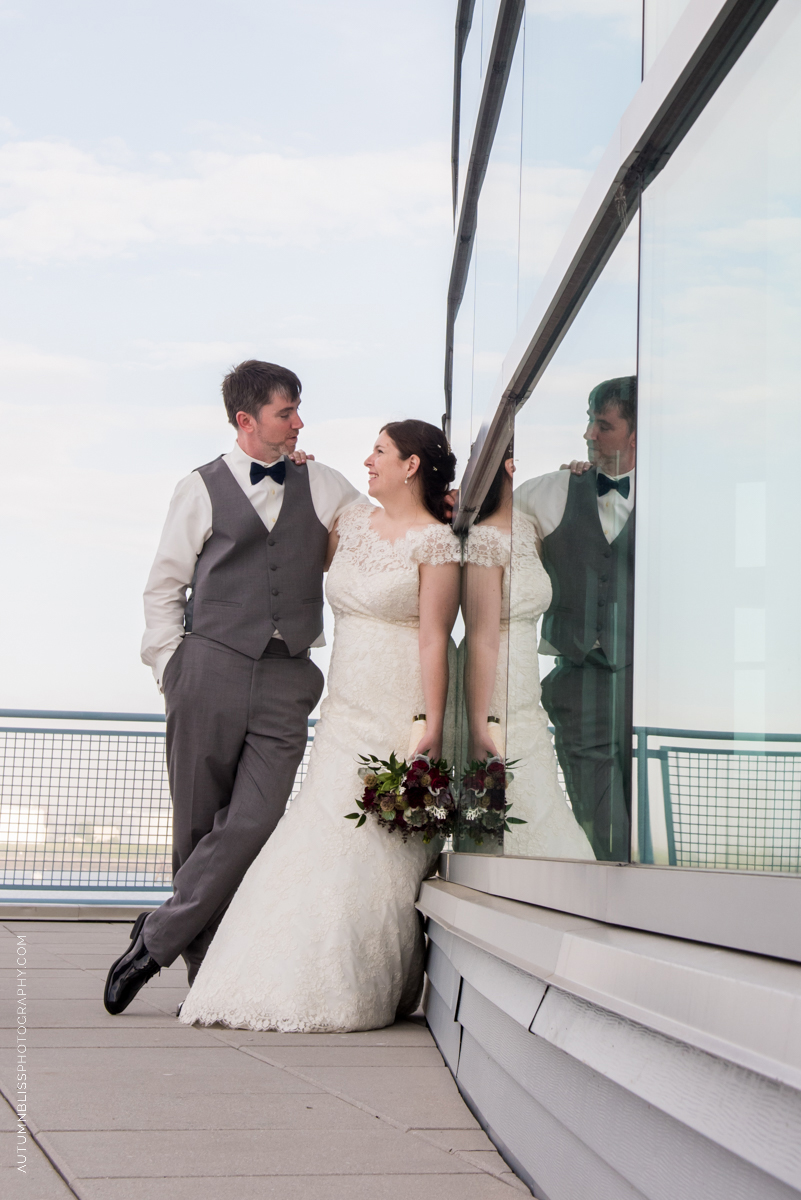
[381,420,457,524]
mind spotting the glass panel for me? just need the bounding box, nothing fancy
[456,450,513,855]
[451,250,478,475]
[470,27,526,423]
[510,225,639,861]
[453,0,643,860]
[517,0,642,318]
[457,225,640,858]
[635,0,801,871]
[643,0,691,75]
[458,0,503,210]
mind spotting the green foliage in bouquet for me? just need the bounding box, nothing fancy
[345,752,456,843]
[458,755,526,845]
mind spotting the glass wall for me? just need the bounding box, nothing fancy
[451,0,642,440]
[470,28,526,423]
[517,0,642,318]
[452,0,643,861]
[643,0,691,74]
[634,0,801,870]
[458,226,638,860]
[457,0,504,211]
[451,0,801,875]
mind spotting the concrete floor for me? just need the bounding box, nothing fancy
[0,916,529,1198]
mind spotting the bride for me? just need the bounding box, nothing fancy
[179,420,460,1033]
[461,452,595,860]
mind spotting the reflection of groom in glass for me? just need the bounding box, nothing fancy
[515,377,636,861]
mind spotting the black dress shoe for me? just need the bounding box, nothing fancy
[104,912,161,1015]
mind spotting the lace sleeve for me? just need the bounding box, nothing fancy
[464,523,511,568]
[334,500,374,548]
[511,509,542,558]
[406,523,461,567]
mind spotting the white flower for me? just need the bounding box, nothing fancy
[430,807,449,820]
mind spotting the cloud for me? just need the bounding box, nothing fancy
[0,340,100,380]
[0,138,451,263]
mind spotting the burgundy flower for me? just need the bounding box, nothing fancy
[404,785,427,809]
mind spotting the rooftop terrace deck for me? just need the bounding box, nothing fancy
[0,912,528,1198]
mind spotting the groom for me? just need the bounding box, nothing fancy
[516,376,636,861]
[104,360,361,1014]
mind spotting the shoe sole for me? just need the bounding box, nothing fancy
[103,912,150,1015]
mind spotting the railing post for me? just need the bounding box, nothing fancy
[635,727,654,863]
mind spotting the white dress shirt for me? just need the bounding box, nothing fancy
[514,467,635,544]
[141,442,363,687]
[514,467,635,654]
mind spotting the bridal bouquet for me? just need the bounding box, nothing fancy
[458,755,526,845]
[345,752,456,843]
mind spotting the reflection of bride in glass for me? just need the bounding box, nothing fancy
[461,450,594,859]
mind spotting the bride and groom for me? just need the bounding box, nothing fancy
[103,359,461,1030]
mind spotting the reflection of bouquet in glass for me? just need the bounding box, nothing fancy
[345,752,456,843]
[458,756,526,845]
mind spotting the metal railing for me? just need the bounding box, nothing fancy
[634,727,801,871]
[0,711,316,891]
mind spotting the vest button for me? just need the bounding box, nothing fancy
[268,538,276,546]
[603,549,612,558]
[598,599,605,607]
[600,574,608,583]
[269,564,277,571]
[596,623,603,632]
[271,589,279,596]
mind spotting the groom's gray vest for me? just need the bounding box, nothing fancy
[183,456,328,658]
[540,466,634,670]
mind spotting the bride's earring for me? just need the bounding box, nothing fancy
[404,474,411,485]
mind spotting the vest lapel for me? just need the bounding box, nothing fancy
[213,457,270,538]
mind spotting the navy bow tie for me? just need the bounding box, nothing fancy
[250,460,286,487]
[597,473,630,499]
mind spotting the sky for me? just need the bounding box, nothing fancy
[0,0,456,712]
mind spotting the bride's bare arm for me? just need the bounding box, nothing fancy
[462,561,504,761]
[415,561,460,761]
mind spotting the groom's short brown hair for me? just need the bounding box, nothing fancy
[222,360,302,428]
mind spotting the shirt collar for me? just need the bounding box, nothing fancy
[231,441,285,470]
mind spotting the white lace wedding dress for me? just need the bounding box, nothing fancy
[466,511,595,860]
[179,502,460,1032]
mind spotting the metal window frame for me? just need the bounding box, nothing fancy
[449,0,780,530]
[444,0,526,435]
[450,0,478,217]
